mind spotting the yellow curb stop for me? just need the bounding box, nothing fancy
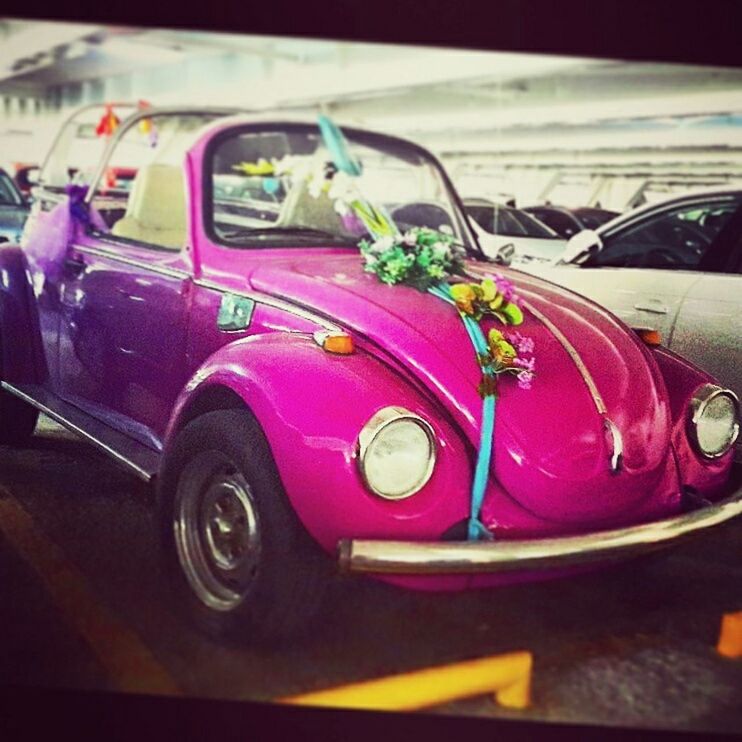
[717,611,742,658]
[281,651,532,712]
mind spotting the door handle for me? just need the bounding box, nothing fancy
[634,301,669,315]
[64,256,87,276]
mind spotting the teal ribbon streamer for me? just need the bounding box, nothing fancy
[317,114,363,176]
[429,284,496,541]
[316,114,494,540]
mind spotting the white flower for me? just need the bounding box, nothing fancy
[374,235,395,253]
[333,199,350,216]
[439,224,453,235]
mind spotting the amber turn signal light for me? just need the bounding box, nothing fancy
[314,331,355,355]
[634,328,662,346]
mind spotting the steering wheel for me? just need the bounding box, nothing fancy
[390,202,454,232]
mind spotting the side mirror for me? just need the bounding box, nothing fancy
[559,229,601,264]
[494,242,515,267]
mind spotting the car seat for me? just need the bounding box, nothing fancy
[111,164,187,250]
[274,176,347,234]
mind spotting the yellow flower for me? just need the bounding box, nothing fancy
[450,284,477,315]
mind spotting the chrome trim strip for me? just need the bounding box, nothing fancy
[193,278,343,333]
[71,244,190,280]
[520,299,608,416]
[338,479,742,575]
[604,418,624,473]
[0,382,153,482]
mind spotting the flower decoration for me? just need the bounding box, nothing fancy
[232,159,275,176]
[95,105,120,138]
[449,277,524,325]
[65,183,91,227]
[137,100,158,148]
[476,328,537,395]
[359,227,465,291]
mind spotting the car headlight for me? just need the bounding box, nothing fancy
[358,406,436,500]
[688,384,740,458]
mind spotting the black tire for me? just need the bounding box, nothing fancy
[0,387,39,445]
[157,408,332,645]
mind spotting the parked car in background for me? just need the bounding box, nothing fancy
[2,106,740,644]
[524,204,620,239]
[0,168,30,244]
[523,187,742,437]
[463,197,567,264]
[9,163,39,198]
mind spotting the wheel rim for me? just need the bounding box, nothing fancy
[173,452,261,612]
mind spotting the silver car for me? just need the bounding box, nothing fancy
[524,187,742,429]
[464,197,567,265]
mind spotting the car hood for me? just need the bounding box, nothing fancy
[248,254,673,523]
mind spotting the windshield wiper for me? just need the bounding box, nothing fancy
[220,226,356,244]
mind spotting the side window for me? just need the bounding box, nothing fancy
[534,210,578,238]
[88,114,216,252]
[589,200,740,270]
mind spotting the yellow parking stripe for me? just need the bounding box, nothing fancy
[0,487,180,695]
[281,651,532,711]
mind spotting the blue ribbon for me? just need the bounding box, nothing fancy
[429,284,495,541]
[316,113,495,541]
[317,114,363,176]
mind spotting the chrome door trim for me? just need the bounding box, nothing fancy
[0,382,153,482]
[71,243,190,280]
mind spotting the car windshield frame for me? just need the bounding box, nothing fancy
[202,122,484,258]
[0,170,24,207]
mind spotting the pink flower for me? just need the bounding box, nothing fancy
[513,355,535,372]
[509,331,535,354]
[517,371,534,390]
[494,275,515,302]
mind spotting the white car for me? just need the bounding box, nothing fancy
[523,187,742,422]
[463,197,567,265]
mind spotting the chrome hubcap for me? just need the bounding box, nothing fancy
[173,454,261,612]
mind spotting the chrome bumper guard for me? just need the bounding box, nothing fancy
[338,482,742,575]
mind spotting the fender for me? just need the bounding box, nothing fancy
[652,345,732,495]
[166,332,474,554]
[0,245,45,383]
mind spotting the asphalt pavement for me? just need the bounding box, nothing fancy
[1,416,741,733]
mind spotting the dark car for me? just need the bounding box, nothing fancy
[0,169,30,244]
[524,205,619,239]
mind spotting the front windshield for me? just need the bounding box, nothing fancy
[207,123,476,253]
[39,104,139,190]
[466,202,559,239]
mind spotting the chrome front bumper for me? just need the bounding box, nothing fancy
[338,480,742,575]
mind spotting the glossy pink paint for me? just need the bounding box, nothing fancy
[13,116,735,594]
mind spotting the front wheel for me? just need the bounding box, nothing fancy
[157,408,332,645]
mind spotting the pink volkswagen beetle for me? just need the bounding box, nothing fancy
[1,105,740,643]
